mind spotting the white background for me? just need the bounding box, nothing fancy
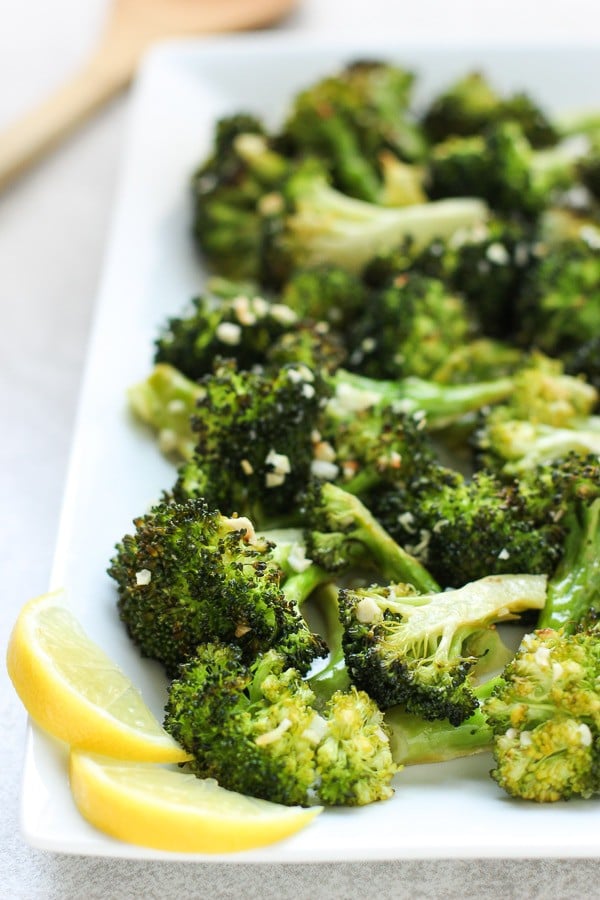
[1,1,600,896]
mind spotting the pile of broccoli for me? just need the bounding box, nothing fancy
[111,60,600,811]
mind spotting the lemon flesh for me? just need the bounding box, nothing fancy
[69,751,322,853]
[6,590,189,763]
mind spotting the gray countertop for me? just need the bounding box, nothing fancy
[2,1,600,895]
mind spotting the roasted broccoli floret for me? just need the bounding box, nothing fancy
[192,118,290,281]
[427,219,535,339]
[108,497,328,676]
[347,273,474,380]
[474,354,600,472]
[484,625,600,801]
[266,319,348,374]
[280,265,367,329]
[127,363,202,460]
[154,286,298,381]
[164,643,398,806]
[319,402,439,499]
[362,218,535,341]
[326,366,514,430]
[338,574,547,723]
[515,235,600,371]
[303,482,439,593]
[422,70,558,147]
[281,59,426,202]
[368,463,565,588]
[427,122,580,217]
[263,159,489,283]
[537,456,600,633]
[173,360,326,523]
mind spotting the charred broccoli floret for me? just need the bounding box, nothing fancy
[474,354,600,472]
[164,643,398,806]
[108,497,328,676]
[347,273,474,380]
[422,70,558,148]
[280,265,367,329]
[173,360,326,523]
[338,574,547,722]
[303,482,439,593]
[320,403,439,498]
[427,122,580,217]
[281,59,426,202]
[515,235,600,371]
[154,286,298,381]
[191,119,289,281]
[484,625,600,801]
[368,463,564,588]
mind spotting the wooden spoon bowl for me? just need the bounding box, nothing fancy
[0,0,298,190]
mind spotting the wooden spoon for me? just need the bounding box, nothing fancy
[0,0,298,190]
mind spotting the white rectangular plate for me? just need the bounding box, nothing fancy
[21,35,600,862]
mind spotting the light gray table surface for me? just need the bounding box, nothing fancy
[2,1,600,896]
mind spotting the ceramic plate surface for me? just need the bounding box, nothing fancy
[20,34,600,861]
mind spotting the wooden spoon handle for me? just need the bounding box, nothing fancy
[0,49,132,191]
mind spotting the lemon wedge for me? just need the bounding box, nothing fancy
[69,751,322,853]
[6,589,189,763]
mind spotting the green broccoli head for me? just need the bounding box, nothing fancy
[172,360,327,522]
[154,287,299,381]
[108,497,326,676]
[164,643,397,806]
[280,265,368,329]
[516,235,600,359]
[428,122,578,217]
[422,71,503,143]
[339,574,547,723]
[368,464,565,589]
[484,626,600,801]
[281,59,426,202]
[192,120,289,281]
[330,403,438,495]
[347,273,474,380]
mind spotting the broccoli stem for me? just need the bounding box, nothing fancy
[537,496,600,633]
[385,677,500,765]
[127,363,202,459]
[316,483,440,593]
[308,585,351,701]
[329,369,514,428]
[286,171,489,274]
[282,564,333,609]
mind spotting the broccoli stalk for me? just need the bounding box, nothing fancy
[327,367,514,430]
[108,497,328,676]
[128,363,202,460]
[338,573,547,723]
[484,625,600,801]
[269,163,489,279]
[304,482,440,593]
